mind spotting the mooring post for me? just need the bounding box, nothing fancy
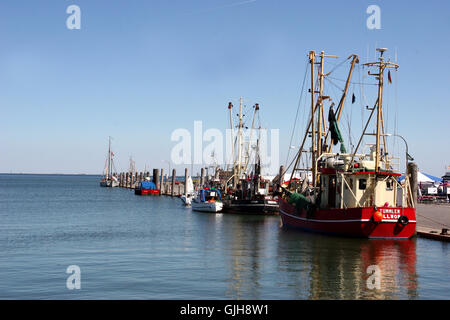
[154,169,160,190]
[407,162,418,207]
[160,168,164,194]
[139,172,143,183]
[125,172,129,188]
[165,174,168,193]
[130,173,134,189]
[171,169,176,197]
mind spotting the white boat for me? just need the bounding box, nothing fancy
[100,136,119,187]
[180,176,195,205]
[191,188,223,212]
[100,176,119,187]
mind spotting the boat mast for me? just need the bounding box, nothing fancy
[375,52,384,172]
[228,102,235,175]
[237,97,244,185]
[287,50,335,191]
[243,103,259,174]
[108,136,111,180]
[310,51,316,187]
[317,51,325,162]
[313,51,338,187]
[364,48,398,172]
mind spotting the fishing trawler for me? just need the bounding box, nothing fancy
[222,99,279,214]
[279,49,416,238]
[100,137,119,187]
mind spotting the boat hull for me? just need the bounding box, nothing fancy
[192,201,223,213]
[100,180,119,188]
[222,199,279,215]
[134,188,161,196]
[181,194,194,206]
[279,198,416,239]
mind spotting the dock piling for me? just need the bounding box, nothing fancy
[171,169,176,197]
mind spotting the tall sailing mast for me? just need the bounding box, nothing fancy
[107,136,112,180]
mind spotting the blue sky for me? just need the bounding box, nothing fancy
[0,0,449,176]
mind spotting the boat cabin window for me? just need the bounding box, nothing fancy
[205,191,219,201]
[386,178,393,191]
[359,179,367,190]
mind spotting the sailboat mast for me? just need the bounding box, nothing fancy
[108,136,111,179]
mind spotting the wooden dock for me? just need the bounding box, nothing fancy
[416,226,450,242]
[116,168,202,197]
[415,203,450,242]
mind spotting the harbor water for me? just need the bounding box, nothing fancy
[0,174,449,299]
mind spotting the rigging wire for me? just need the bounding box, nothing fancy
[285,59,309,167]
[324,77,344,93]
[327,57,350,76]
[327,75,378,86]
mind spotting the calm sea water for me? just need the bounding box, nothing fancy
[0,174,449,299]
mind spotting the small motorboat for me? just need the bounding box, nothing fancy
[192,188,223,213]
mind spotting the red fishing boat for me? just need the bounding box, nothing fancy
[279,49,416,238]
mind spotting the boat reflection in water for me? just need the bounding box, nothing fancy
[221,215,277,299]
[192,212,418,299]
[276,230,418,299]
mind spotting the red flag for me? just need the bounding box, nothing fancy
[388,70,392,84]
